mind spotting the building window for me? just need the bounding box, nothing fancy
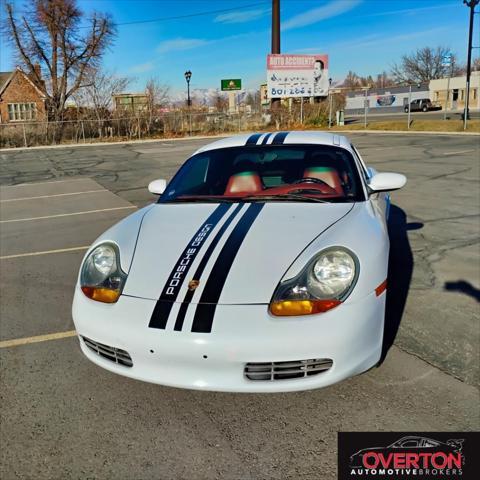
[473,88,478,100]
[7,103,37,121]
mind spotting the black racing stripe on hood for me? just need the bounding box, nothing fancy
[173,203,244,332]
[245,133,262,145]
[261,132,272,145]
[148,203,231,330]
[191,203,265,333]
[271,131,290,144]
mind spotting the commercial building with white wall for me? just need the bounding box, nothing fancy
[345,84,430,114]
[430,71,479,111]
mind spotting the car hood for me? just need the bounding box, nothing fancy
[123,201,354,303]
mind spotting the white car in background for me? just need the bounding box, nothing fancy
[72,131,406,392]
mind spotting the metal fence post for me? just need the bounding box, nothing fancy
[328,93,333,128]
[407,85,412,130]
[363,89,368,129]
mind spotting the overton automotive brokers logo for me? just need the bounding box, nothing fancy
[338,432,478,480]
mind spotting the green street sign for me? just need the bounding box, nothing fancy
[221,79,242,91]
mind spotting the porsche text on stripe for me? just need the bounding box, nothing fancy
[191,203,265,333]
[148,203,231,329]
[174,203,245,332]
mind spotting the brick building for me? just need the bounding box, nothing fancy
[0,67,47,123]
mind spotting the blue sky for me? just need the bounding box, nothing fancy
[0,0,477,93]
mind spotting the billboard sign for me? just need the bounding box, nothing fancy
[267,54,329,98]
[221,79,242,91]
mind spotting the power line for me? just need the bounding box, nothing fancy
[114,2,270,27]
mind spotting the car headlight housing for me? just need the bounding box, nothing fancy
[270,247,359,316]
[80,243,127,303]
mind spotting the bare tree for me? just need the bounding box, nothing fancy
[213,92,228,112]
[4,0,115,122]
[342,71,360,88]
[391,46,462,84]
[73,69,131,119]
[145,77,170,132]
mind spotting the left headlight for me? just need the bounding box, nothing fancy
[270,247,359,316]
[80,243,127,303]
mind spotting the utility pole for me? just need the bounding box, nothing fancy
[271,0,281,110]
[463,0,479,130]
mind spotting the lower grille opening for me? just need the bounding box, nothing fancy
[245,358,332,381]
[82,336,133,367]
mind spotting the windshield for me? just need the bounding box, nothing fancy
[159,145,365,203]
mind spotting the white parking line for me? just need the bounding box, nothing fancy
[0,205,136,223]
[0,189,105,203]
[0,246,89,260]
[1,178,88,188]
[442,149,475,156]
[0,330,77,349]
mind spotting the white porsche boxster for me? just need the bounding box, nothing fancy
[72,131,406,392]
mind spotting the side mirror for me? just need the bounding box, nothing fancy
[148,179,167,195]
[368,172,406,193]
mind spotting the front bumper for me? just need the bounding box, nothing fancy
[72,288,385,392]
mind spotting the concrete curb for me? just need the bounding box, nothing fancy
[0,134,228,152]
[330,129,480,136]
[1,129,479,152]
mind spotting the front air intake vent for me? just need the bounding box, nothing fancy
[244,358,332,381]
[82,336,133,367]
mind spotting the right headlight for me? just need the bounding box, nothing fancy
[80,243,127,303]
[270,247,359,316]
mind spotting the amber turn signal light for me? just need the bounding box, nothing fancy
[270,299,341,316]
[375,279,387,297]
[81,286,121,303]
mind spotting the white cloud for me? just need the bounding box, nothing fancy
[214,8,267,24]
[361,3,458,18]
[129,61,154,73]
[156,38,210,54]
[297,27,448,53]
[282,0,362,31]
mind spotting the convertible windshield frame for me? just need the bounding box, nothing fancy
[158,144,367,204]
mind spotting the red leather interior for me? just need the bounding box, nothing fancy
[225,172,263,194]
[303,167,344,195]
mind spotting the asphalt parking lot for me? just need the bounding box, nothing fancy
[1,133,479,479]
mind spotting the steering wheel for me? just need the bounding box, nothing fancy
[292,177,330,187]
[290,177,337,195]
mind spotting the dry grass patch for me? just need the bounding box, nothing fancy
[332,119,480,133]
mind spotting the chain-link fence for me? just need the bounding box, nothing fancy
[0,99,342,148]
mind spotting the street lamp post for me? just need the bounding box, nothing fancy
[184,70,192,135]
[463,0,479,130]
[184,70,192,107]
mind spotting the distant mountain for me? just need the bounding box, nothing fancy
[170,87,253,106]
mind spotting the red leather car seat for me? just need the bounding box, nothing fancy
[225,171,263,194]
[303,167,344,195]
